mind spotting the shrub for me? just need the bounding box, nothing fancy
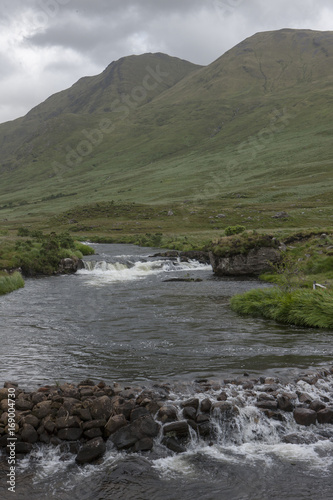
[225,225,246,236]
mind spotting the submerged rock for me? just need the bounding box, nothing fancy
[75,437,106,464]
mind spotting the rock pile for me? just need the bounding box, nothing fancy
[0,367,332,464]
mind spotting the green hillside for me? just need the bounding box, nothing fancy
[0,28,332,232]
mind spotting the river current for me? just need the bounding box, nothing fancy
[0,244,332,499]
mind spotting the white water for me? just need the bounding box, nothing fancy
[77,256,211,284]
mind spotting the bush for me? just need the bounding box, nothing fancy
[225,225,246,236]
[17,227,30,237]
[74,242,95,256]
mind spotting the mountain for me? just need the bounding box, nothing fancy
[0,29,332,222]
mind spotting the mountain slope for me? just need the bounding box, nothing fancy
[0,29,332,222]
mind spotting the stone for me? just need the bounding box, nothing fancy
[104,415,128,438]
[133,438,154,452]
[89,396,113,421]
[309,400,326,412]
[317,408,333,424]
[256,400,278,411]
[76,437,106,464]
[277,395,294,412]
[200,398,212,413]
[82,419,106,431]
[21,415,40,429]
[157,405,178,423]
[111,415,160,450]
[0,389,8,401]
[84,428,102,439]
[163,421,189,438]
[57,428,83,441]
[15,442,33,454]
[21,424,38,444]
[209,246,281,276]
[73,408,92,421]
[31,393,46,405]
[32,401,53,419]
[183,406,197,421]
[44,420,56,434]
[16,398,33,411]
[55,416,80,429]
[293,408,317,426]
[130,407,150,422]
[162,437,186,453]
[181,398,199,410]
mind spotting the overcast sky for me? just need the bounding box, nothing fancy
[0,0,332,123]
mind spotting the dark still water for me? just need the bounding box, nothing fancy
[0,244,332,499]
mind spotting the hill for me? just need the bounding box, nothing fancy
[0,29,332,233]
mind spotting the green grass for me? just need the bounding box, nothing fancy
[230,287,333,328]
[0,30,332,228]
[0,271,24,295]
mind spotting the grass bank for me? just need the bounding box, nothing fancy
[0,271,24,296]
[230,287,333,329]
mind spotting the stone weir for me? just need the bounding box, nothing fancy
[1,367,333,465]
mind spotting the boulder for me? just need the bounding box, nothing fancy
[209,247,281,276]
[293,408,317,426]
[21,424,38,444]
[111,415,160,450]
[57,428,83,441]
[317,408,333,424]
[58,258,83,274]
[200,398,212,413]
[277,395,294,412]
[76,437,106,464]
[104,415,128,438]
[157,405,178,424]
[163,421,189,438]
[89,396,113,421]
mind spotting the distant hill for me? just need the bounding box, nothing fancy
[0,29,332,220]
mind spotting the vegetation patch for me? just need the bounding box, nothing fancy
[0,271,24,296]
[230,287,333,329]
[209,232,279,258]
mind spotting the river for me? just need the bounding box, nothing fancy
[0,244,332,499]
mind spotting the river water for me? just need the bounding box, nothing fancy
[0,244,332,499]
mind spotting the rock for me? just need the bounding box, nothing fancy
[209,247,281,276]
[16,397,33,411]
[84,428,102,439]
[130,407,150,422]
[200,398,212,413]
[89,396,113,421]
[277,395,294,412]
[183,406,197,421]
[293,408,317,426]
[181,398,199,410]
[44,420,56,434]
[111,415,160,450]
[57,428,83,441]
[157,405,178,423]
[162,437,186,453]
[167,210,174,216]
[32,401,53,419]
[82,419,106,431]
[21,424,38,444]
[272,211,289,219]
[0,389,8,401]
[21,415,40,429]
[58,257,83,274]
[133,438,154,452]
[163,421,189,438]
[317,408,333,424]
[15,442,33,454]
[104,415,128,438]
[55,416,80,429]
[76,437,106,465]
[256,400,278,411]
[310,400,326,412]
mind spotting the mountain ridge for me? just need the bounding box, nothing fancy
[0,28,332,223]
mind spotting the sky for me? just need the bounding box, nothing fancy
[0,0,332,123]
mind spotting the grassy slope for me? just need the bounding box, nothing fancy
[0,29,331,244]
